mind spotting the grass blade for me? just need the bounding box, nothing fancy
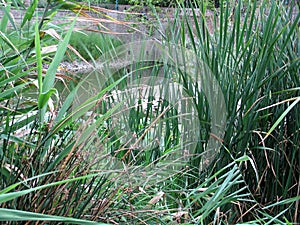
[0,208,105,224]
[264,97,300,140]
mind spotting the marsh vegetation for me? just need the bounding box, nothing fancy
[0,0,299,224]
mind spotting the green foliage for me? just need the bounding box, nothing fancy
[128,0,184,7]
[181,0,299,222]
[0,0,299,224]
[0,0,125,223]
[67,31,123,61]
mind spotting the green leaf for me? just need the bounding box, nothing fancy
[0,134,36,148]
[0,4,10,32]
[21,0,38,27]
[38,88,58,109]
[39,15,77,122]
[264,97,300,140]
[0,208,105,224]
[1,5,18,32]
[42,19,76,93]
[0,82,30,100]
[0,172,56,195]
[55,88,76,123]
[35,19,43,95]
[0,30,20,55]
[0,173,99,204]
[263,195,300,210]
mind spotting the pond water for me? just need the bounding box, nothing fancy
[58,62,201,168]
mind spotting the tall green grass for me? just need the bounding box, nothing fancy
[0,0,124,223]
[0,0,299,224]
[178,0,300,223]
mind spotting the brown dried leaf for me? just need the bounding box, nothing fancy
[147,191,165,205]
